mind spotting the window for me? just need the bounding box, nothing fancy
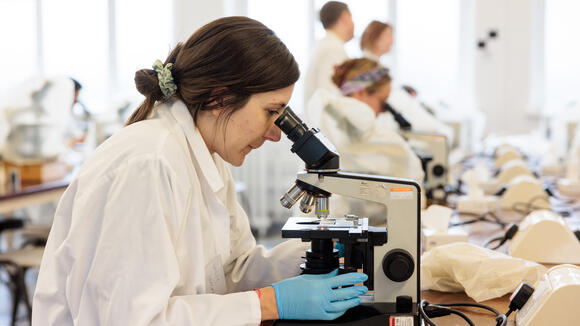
[395,0,460,107]
[0,0,172,113]
[545,0,580,111]
[248,0,311,113]
[0,0,37,92]
[42,0,108,110]
[116,0,172,101]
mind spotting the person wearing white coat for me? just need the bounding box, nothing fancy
[307,89,424,184]
[360,20,393,64]
[359,21,454,144]
[307,58,424,222]
[304,1,354,110]
[32,17,368,326]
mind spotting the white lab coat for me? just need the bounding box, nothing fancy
[361,50,380,63]
[304,32,348,111]
[386,87,454,144]
[32,99,307,326]
[307,89,424,183]
[306,89,424,222]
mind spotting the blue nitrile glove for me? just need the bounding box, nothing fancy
[335,242,344,258]
[272,269,368,320]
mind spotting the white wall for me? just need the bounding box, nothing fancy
[172,0,225,43]
[474,0,544,135]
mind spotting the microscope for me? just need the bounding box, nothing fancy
[382,103,448,202]
[274,108,421,325]
[404,131,448,201]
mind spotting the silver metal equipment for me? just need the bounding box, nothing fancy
[274,107,421,326]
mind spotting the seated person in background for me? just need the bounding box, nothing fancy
[360,20,394,62]
[307,58,425,221]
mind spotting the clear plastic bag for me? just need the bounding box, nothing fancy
[421,242,547,302]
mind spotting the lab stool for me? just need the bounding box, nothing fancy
[0,246,44,326]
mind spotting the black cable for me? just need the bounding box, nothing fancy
[420,300,512,326]
[482,236,503,248]
[482,224,520,250]
[438,303,508,326]
[419,300,437,326]
[450,211,507,228]
[421,301,507,326]
[495,314,507,326]
[486,211,506,226]
[419,260,535,326]
[437,302,500,315]
[489,240,506,251]
[420,300,476,326]
[429,304,475,326]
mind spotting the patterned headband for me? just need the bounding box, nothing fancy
[339,66,390,96]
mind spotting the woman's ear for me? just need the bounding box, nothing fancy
[208,87,230,117]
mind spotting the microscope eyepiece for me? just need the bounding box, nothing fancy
[382,103,412,130]
[275,106,339,171]
[275,107,308,142]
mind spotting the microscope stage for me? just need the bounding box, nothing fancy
[282,216,382,241]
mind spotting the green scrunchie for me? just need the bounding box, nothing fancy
[152,59,177,98]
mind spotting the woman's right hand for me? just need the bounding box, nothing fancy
[271,269,368,320]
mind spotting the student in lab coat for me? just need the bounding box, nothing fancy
[304,1,354,107]
[32,17,368,326]
[307,58,424,222]
[359,21,454,143]
[360,20,394,63]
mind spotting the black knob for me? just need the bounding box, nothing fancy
[382,249,414,282]
[432,164,445,177]
[396,295,413,313]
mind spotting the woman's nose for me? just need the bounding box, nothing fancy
[264,124,282,142]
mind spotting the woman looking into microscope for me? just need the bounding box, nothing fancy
[32,16,367,326]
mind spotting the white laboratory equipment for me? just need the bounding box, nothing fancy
[516,264,580,326]
[509,210,580,264]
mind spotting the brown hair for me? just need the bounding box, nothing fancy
[332,58,391,94]
[127,16,300,126]
[360,20,392,51]
[319,1,349,29]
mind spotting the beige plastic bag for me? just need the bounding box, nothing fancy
[421,242,547,302]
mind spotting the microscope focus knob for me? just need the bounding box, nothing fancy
[382,249,414,282]
[433,164,445,177]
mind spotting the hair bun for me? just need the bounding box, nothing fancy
[134,68,163,99]
[332,64,347,87]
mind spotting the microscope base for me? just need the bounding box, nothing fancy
[273,304,420,325]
